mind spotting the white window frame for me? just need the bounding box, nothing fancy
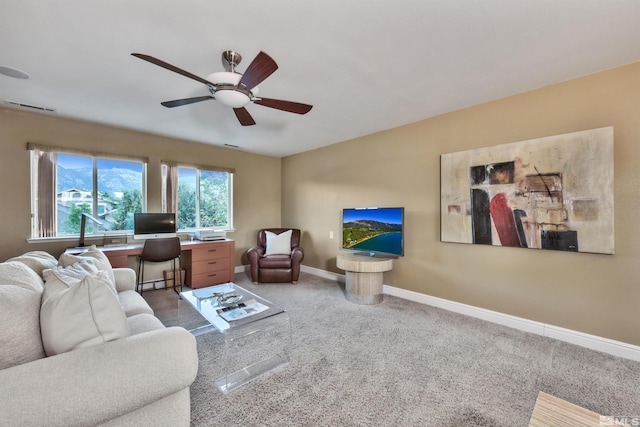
[162,162,234,233]
[27,143,148,242]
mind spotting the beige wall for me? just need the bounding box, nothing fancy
[282,62,640,346]
[0,108,281,265]
[2,63,638,346]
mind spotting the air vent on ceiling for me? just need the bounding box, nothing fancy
[4,100,56,113]
[224,143,240,149]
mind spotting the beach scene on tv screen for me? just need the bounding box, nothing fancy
[343,208,403,255]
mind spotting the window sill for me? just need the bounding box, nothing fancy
[27,230,234,245]
[27,235,127,245]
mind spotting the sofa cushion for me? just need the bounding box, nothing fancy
[59,245,116,292]
[40,271,130,356]
[0,261,46,369]
[6,251,58,276]
[127,313,166,336]
[259,254,293,269]
[118,289,154,317]
[265,229,292,255]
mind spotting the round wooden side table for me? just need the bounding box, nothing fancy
[336,253,393,305]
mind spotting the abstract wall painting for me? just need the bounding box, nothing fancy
[440,127,614,254]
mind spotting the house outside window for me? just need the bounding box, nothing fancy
[29,145,146,239]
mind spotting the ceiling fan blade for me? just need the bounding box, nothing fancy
[238,51,278,91]
[233,107,256,126]
[161,95,213,108]
[131,53,212,86]
[254,97,313,114]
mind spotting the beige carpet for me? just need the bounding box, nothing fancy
[144,272,640,426]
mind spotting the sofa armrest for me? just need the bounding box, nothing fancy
[247,246,265,259]
[291,246,304,283]
[113,267,136,292]
[0,327,198,426]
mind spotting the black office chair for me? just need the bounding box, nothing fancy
[137,237,182,294]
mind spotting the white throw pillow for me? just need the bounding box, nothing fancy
[40,271,129,356]
[265,229,293,256]
[0,262,46,370]
[42,259,103,303]
[58,245,116,291]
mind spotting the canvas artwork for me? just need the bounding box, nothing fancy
[440,127,614,254]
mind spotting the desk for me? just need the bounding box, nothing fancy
[78,239,235,289]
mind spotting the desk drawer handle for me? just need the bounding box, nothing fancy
[208,273,217,277]
[208,261,217,265]
[208,249,217,253]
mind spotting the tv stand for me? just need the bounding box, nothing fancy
[353,251,397,258]
[336,253,393,305]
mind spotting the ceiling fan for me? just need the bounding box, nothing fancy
[131,50,313,126]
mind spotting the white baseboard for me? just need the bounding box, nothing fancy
[542,324,640,362]
[301,264,345,282]
[384,285,547,335]
[297,265,640,362]
[236,264,344,280]
[383,285,640,362]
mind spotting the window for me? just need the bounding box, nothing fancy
[29,144,146,239]
[162,163,233,231]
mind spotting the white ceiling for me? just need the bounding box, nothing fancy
[2,1,639,157]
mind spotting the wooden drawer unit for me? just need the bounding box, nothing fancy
[183,239,234,289]
[190,258,230,288]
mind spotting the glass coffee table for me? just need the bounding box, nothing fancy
[179,283,291,394]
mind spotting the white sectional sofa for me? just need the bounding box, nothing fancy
[0,247,198,426]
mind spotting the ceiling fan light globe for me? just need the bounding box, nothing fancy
[206,71,259,107]
[215,90,251,108]
[207,71,240,86]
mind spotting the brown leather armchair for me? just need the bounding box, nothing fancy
[247,228,304,284]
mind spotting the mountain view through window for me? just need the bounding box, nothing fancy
[56,154,143,235]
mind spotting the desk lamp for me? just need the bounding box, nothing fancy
[78,213,103,247]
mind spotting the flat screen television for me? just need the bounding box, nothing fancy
[342,207,404,257]
[134,213,177,240]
